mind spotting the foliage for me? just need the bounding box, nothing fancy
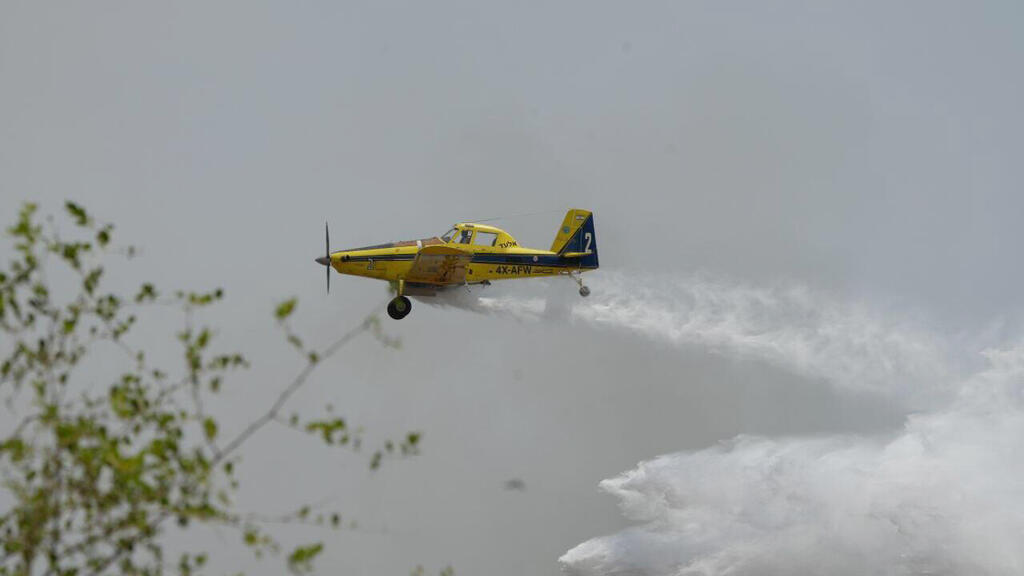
[0,202,435,575]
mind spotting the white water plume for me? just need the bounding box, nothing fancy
[424,271,1023,575]
[425,271,958,404]
[559,346,1024,575]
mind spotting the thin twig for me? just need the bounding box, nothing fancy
[214,315,373,465]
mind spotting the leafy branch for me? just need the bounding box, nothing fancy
[0,202,428,576]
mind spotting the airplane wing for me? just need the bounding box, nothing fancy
[405,245,473,284]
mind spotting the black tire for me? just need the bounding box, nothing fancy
[387,296,412,320]
[579,286,591,297]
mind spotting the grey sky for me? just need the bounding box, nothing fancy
[3,2,1024,574]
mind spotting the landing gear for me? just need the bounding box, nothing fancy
[387,295,412,320]
[570,271,591,298]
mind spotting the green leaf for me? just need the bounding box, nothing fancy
[305,418,346,445]
[275,298,297,320]
[134,283,157,303]
[65,201,90,225]
[0,437,27,463]
[83,267,103,294]
[286,543,323,574]
[203,418,218,441]
[97,224,113,246]
[185,289,224,306]
[196,328,210,349]
[110,387,133,419]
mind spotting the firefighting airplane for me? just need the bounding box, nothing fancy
[315,209,599,319]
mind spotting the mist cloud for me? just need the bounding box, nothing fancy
[560,346,1024,575]
[424,271,1022,575]
[426,270,958,404]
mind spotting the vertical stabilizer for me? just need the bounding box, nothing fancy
[550,209,599,268]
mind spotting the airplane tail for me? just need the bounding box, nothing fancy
[550,209,599,269]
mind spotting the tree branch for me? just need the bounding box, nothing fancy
[214,315,374,464]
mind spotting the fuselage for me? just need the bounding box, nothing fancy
[327,223,591,285]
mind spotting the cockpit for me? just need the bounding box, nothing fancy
[439,224,514,248]
[440,227,475,244]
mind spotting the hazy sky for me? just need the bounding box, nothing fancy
[3,2,1024,574]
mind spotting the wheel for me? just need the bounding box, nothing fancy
[579,285,591,297]
[387,295,412,320]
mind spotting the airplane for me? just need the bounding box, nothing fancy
[315,209,598,319]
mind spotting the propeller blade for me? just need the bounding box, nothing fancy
[325,221,330,294]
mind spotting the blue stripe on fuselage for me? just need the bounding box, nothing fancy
[340,252,594,268]
[341,254,416,262]
[470,253,593,268]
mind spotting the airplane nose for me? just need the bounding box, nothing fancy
[315,256,330,266]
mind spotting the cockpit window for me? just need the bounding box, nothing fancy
[474,231,498,246]
[441,227,458,243]
[457,229,473,244]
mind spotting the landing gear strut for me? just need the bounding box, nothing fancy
[570,272,591,297]
[387,295,412,320]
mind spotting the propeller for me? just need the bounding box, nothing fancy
[315,221,331,293]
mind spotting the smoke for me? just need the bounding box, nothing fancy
[423,271,1024,575]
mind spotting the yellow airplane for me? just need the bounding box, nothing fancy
[315,209,598,319]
